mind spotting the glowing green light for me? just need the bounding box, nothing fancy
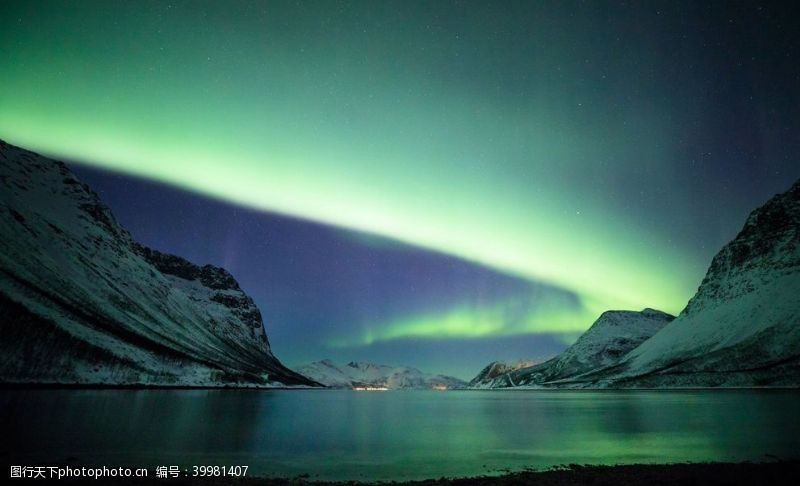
[330,295,603,347]
[0,1,707,342]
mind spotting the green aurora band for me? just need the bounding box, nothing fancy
[0,1,718,343]
[330,295,591,348]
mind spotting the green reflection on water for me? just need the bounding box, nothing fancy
[2,389,798,481]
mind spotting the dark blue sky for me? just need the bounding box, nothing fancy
[3,1,799,378]
[74,165,578,378]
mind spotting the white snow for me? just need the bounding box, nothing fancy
[473,309,673,388]
[295,360,466,389]
[0,140,311,387]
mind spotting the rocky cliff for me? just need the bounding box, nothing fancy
[0,139,317,387]
[598,180,800,387]
[471,309,673,387]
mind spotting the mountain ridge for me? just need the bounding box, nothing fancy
[0,139,318,387]
[597,178,800,387]
[472,179,800,388]
[471,308,674,387]
[296,359,466,389]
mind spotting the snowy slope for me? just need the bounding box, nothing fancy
[592,180,800,387]
[0,139,318,387]
[296,360,466,389]
[474,309,673,388]
[467,358,546,388]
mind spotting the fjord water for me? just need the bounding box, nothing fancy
[2,389,799,481]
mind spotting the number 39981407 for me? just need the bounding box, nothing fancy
[191,465,248,477]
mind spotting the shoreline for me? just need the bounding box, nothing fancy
[0,382,325,391]
[31,461,800,485]
[2,383,799,391]
[0,383,324,391]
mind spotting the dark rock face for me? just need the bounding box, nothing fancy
[136,243,242,290]
[468,359,545,387]
[469,362,512,386]
[684,180,800,316]
[134,244,266,334]
[0,139,317,387]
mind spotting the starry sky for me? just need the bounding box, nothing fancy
[1,1,799,378]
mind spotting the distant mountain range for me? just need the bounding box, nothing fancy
[0,139,317,387]
[296,360,466,389]
[472,179,800,388]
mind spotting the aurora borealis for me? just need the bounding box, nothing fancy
[1,1,799,377]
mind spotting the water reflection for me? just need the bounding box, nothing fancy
[1,389,798,481]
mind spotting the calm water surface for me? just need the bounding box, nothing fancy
[2,389,799,481]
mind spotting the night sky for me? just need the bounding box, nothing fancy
[1,1,799,378]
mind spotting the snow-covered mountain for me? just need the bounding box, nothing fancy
[468,358,546,388]
[471,309,673,388]
[0,139,317,387]
[475,179,800,388]
[591,179,800,387]
[296,360,466,389]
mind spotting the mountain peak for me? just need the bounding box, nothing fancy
[0,140,317,387]
[607,178,800,387]
[472,308,673,388]
[297,360,466,389]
